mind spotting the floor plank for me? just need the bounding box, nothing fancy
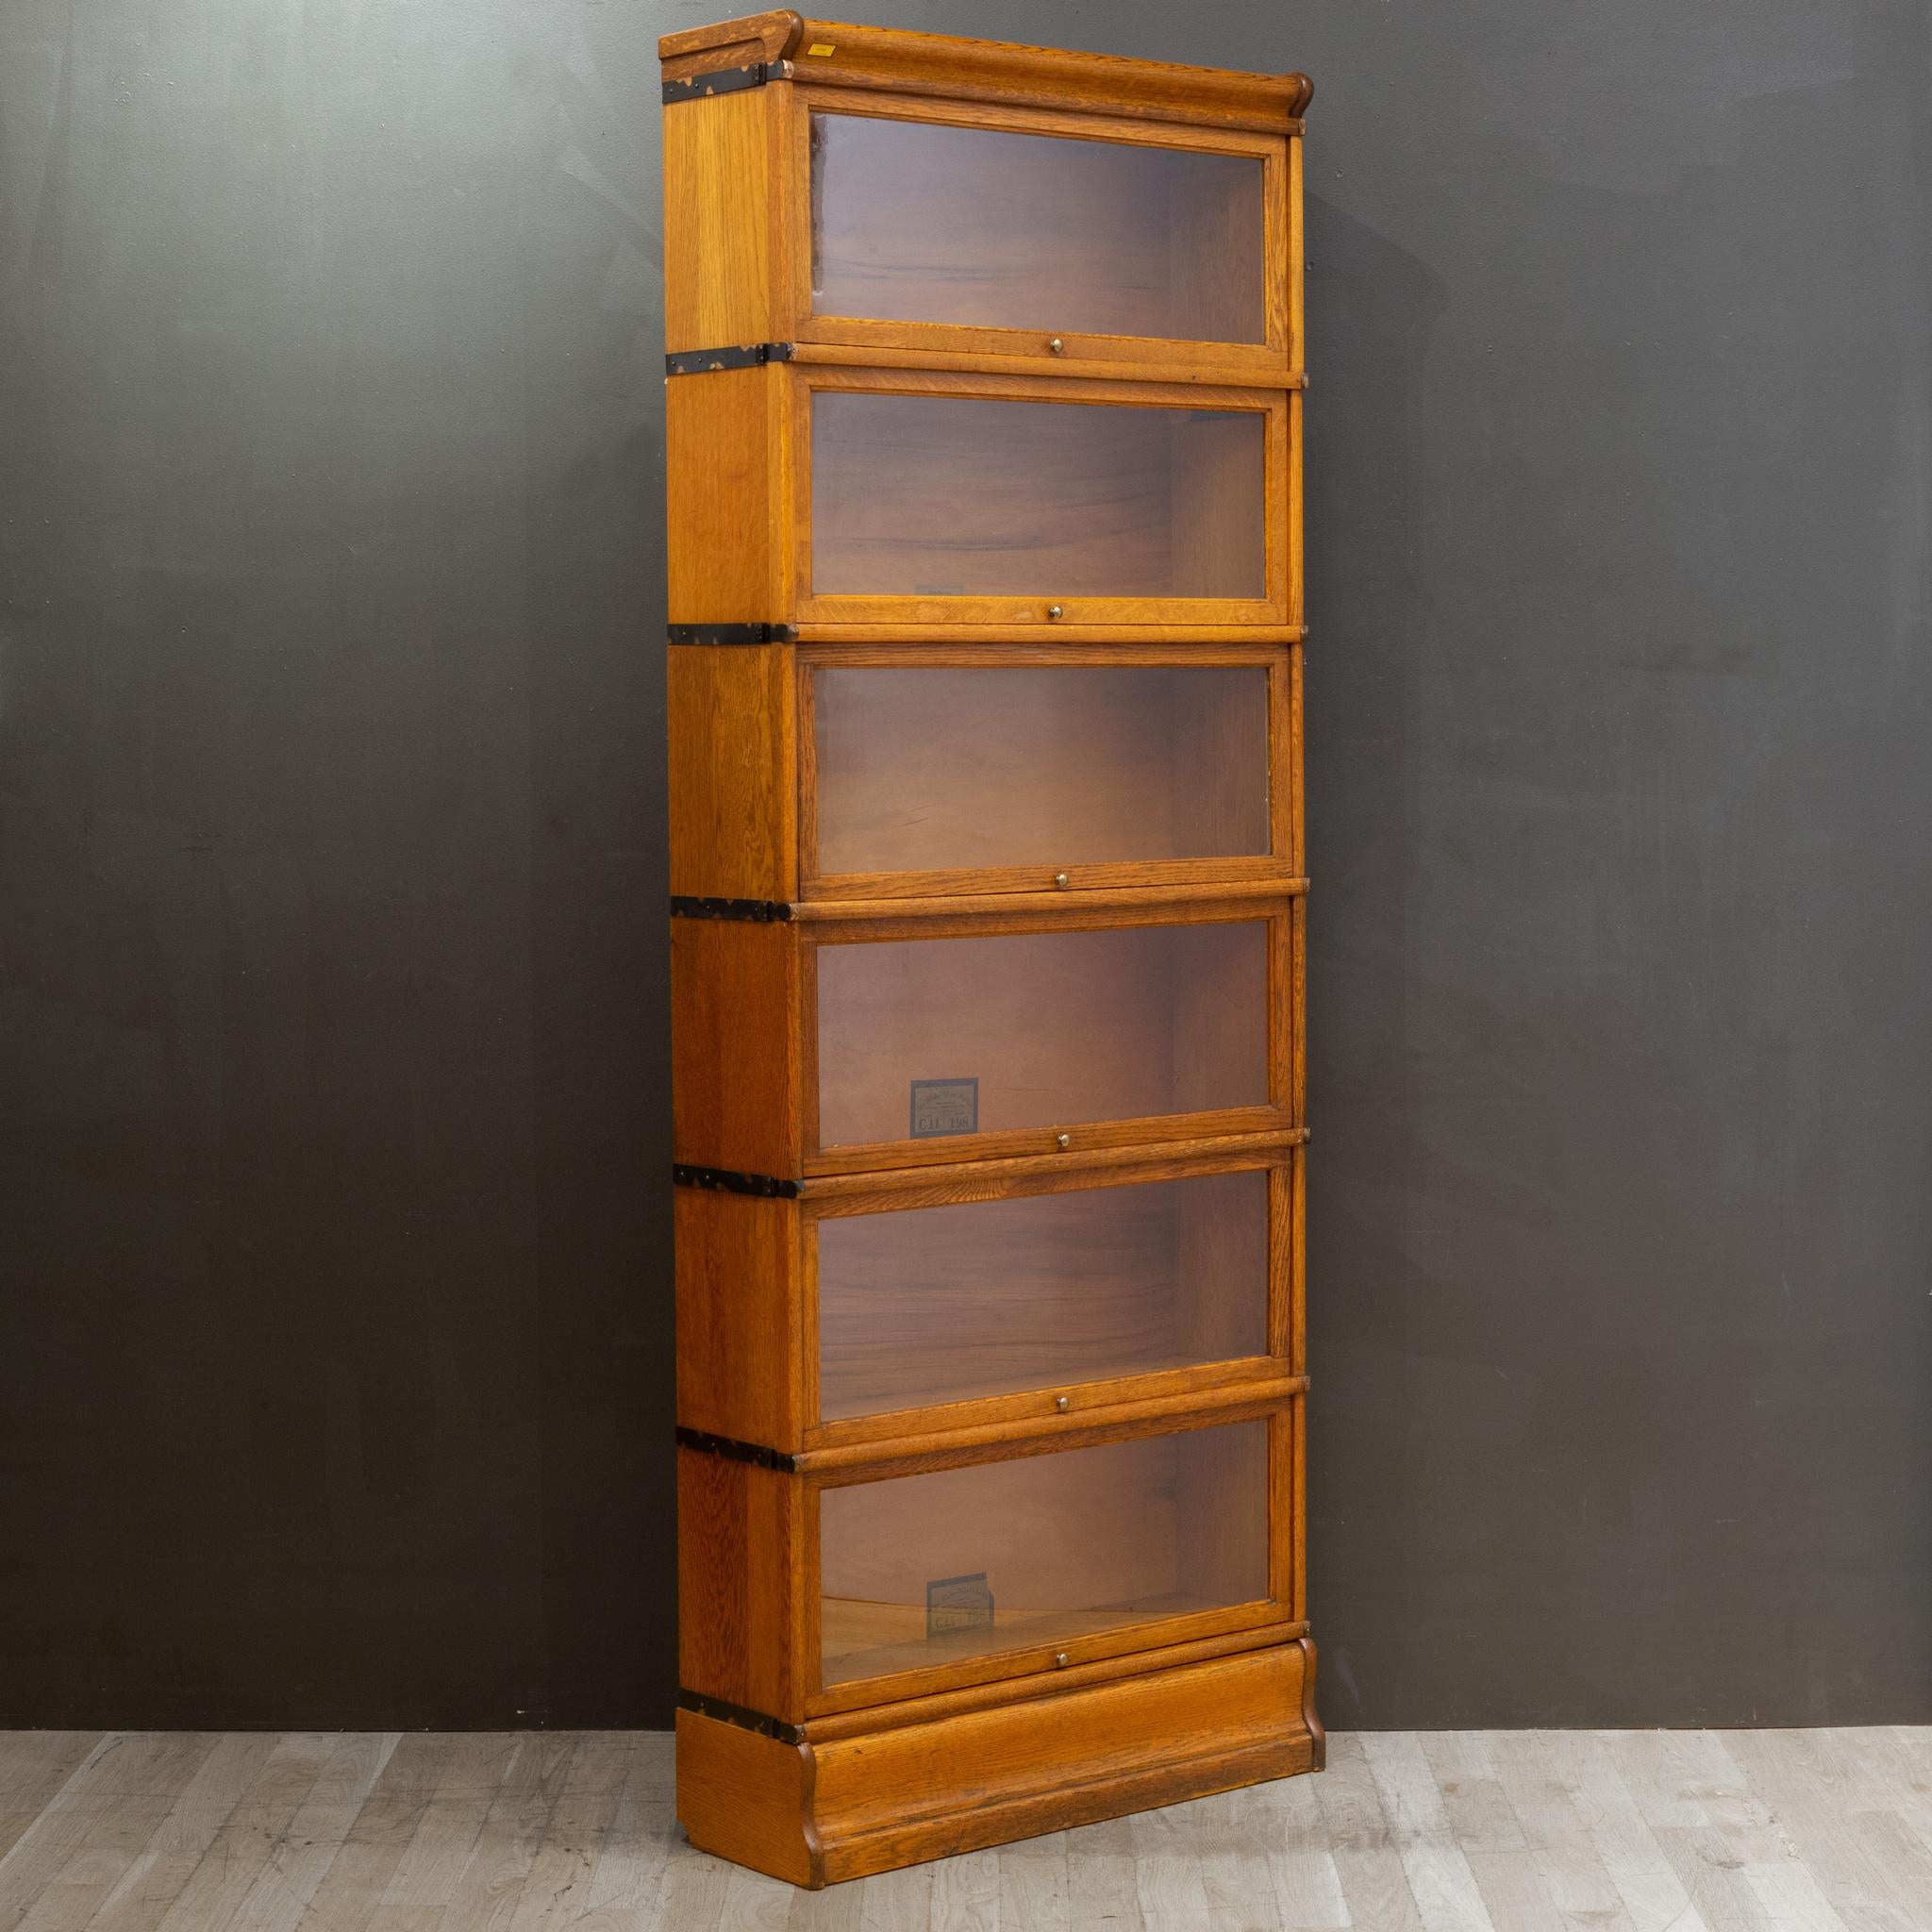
[427,1731,578,1932]
[224,1730,400,1932]
[13,1736,220,1932]
[499,1732,634,1932]
[0,1729,1924,1929]
[570,1732,675,1931]
[1312,1734,1426,1931]
[1359,1732,1493,1932]
[0,1736,211,1925]
[1489,1730,1637,1930]
[92,1731,283,1932]
[1723,1729,1923,1932]
[996,1830,1071,1932]
[1254,1769,1351,1930]
[300,1732,472,1932]
[1064,1811,1144,1932]
[1417,1732,1558,1932]
[0,1735,103,1869]
[1560,1731,1707,1932]
[857,1857,936,1932]
[366,1733,524,1932]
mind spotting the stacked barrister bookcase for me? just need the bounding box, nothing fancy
[662,11,1317,1886]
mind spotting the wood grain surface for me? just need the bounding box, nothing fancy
[662,11,1316,1885]
[8,1724,1925,1920]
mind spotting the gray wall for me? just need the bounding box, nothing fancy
[1,0,1927,1730]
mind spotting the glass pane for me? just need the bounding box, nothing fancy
[820,1421,1270,1687]
[810,113,1266,344]
[819,1171,1269,1421]
[815,920,1269,1150]
[810,393,1265,600]
[811,666,1270,875]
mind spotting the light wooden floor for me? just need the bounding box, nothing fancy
[2,1728,1929,1930]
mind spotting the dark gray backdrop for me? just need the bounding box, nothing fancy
[3,0,1927,1731]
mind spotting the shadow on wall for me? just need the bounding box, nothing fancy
[1301,193,1449,1731]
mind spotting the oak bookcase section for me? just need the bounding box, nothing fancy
[665,11,1316,1888]
[668,364,1294,630]
[669,638,1303,903]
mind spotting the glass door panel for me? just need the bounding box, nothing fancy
[818,1170,1269,1421]
[819,1421,1270,1687]
[814,920,1270,1150]
[810,112,1268,345]
[810,393,1265,600]
[810,665,1271,877]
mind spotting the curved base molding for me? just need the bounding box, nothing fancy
[676,1636,1322,1889]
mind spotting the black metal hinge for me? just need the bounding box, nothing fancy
[670,895,793,923]
[673,1164,802,1200]
[661,62,787,105]
[667,624,796,646]
[678,1690,804,1745]
[675,1426,798,1474]
[664,342,794,377]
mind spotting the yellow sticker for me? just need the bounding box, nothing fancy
[807,42,836,56]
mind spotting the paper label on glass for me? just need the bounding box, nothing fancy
[926,1572,994,1639]
[910,1076,977,1139]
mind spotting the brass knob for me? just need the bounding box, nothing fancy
[1055,1394,1070,1413]
[1055,1652,1071,1668]
[1054,872,1070,889]
[1048,337,1065,355]
[1056,1133,1071,1150]
[1046,604,1064,621]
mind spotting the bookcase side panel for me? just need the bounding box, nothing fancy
[675,1709,818,1887]
[664,85,789,354]
[675,1189,805,1449]
[671,917,804,1176]
[678,1448,808,1717]
[666,367,787,623]
[668,643,798,901]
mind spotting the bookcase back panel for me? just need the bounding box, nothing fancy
[818,1419,1270,1688]
[809,664,1271,876]
[816,1169,1269,1420]
[810,393,1265,599]
[809,110,1267,346]
[813,921,1269,1150]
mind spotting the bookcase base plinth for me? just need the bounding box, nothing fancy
[676,1636,1321,1888]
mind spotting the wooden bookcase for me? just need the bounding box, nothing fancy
[662,12,1317,1887]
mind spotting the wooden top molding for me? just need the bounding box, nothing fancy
[660,8,804,75]
[659,12,1313,133]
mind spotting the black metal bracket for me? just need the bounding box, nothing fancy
[676,1426,798,1474]
[667,623,797,646]
[670,895,793,923]
[661,62,787,105]
[677,1690,805,1745]
[674,1164,802,1200]
[664,341,794,377]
